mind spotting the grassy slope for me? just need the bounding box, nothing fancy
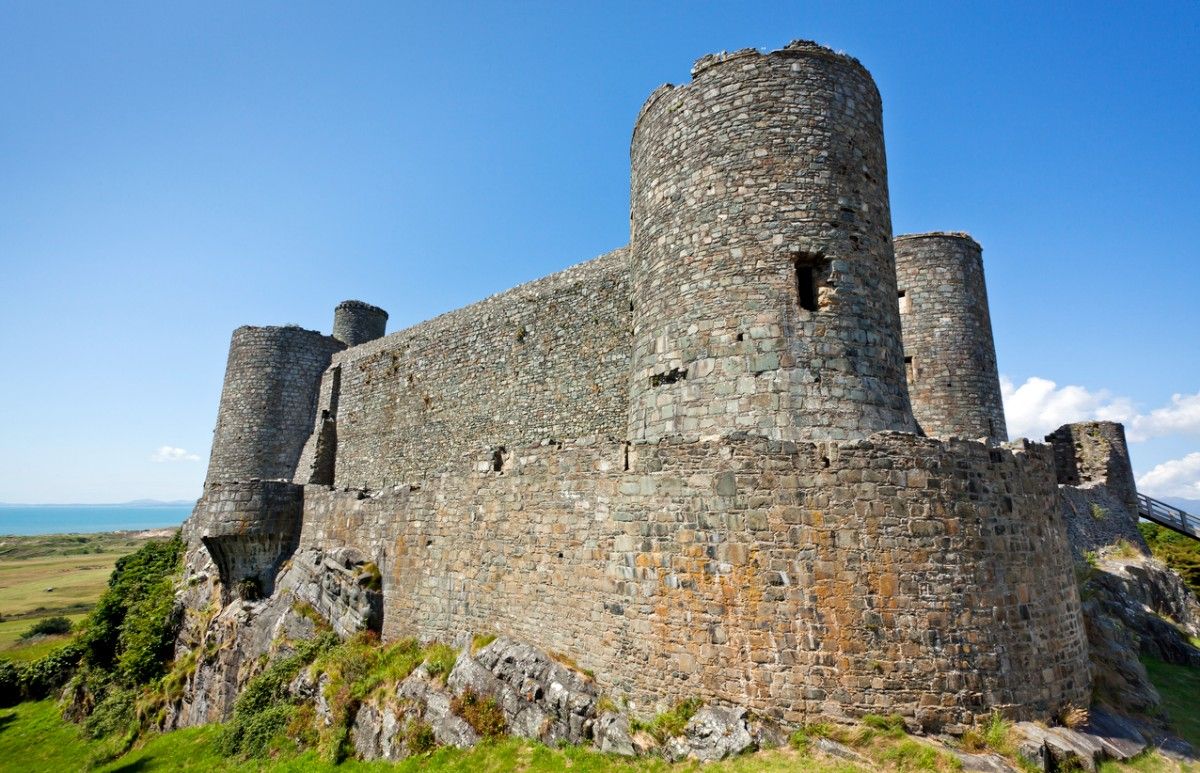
[1143,656,1200,749]
[0,532,164,657]
[0,701,865,773]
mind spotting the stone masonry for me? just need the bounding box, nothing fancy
[894,233,1007,442]
[179,40,1097,732]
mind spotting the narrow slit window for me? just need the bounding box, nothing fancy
[797,265,817,311]
[898,289,910,314]
[904,355,915,383]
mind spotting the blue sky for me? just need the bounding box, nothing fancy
[1,1,1197,504]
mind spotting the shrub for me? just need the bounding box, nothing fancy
[82,686,136,740]
[19,616,72,640]
[1140,522,1200,597]
[471,633,496,653]
[450,689,506,738]
[423,643,457,680]
[76,534,184,682]
[631,697,704,742]
[404,719,437,754]
[21,641,85,699]
[0,660,20,707]
[219,632,338,758]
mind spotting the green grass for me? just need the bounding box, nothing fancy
[0,700,870,772]
[0,531,168,657]
[0,532,168,562]
[1142,655,1200,748]
[1139,522,1200,596]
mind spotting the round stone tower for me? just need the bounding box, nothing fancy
[332,300,388,347]
[894,233,1006,441]
[627,41,917,443]
[205,325,345,485]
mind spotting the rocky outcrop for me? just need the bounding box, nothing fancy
[165,543,382,728]
[663,705,755,762]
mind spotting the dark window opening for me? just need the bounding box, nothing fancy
[898,289,911,314]
[650,367,687,387]
[492,446,507,472]
[736,332,744,342]
[793,252,827,312]
[904,356,915,383]
[797,265,817,311]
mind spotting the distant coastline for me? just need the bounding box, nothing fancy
[0,499,195,508]
[0,503,193,536]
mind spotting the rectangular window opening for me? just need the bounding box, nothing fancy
[898,289,911,314]
[904,355,915,383]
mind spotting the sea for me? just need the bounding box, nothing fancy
[0,505,194,536]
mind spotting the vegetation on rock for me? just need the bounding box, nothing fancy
[1140,522,1200,597]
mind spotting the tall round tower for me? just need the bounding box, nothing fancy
[205,325,345,485]
[627,41,916,443]
[332,300,388,347]
[894,232,1007,441]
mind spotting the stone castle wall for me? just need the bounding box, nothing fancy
[296,432,1089,728]
[178,40,1095,732]
[308,248,631,489]
[894,233,1007,442]
[627,42,916,445]
[205,326,345,484]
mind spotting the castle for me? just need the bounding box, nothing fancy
[178,41,1095,732]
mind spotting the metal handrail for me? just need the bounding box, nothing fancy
[1137,492,1200,540]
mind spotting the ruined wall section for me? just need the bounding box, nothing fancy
[299,433,1089,729]
[628,41,916,444]
[206,326,345,485]
[894,233,1006,442]
[319,248,631,489]
[1047,421,1148,556]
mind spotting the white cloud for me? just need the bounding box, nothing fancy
[150,446,201,463]
[1000,376,1136,441]
[1137,452,1200,499]
[1129,392,1200,441]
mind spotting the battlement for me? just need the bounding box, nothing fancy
[690,39,872,79]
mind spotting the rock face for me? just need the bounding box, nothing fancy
[164,545,381,728]
[448,638,599,745]
[667,705,755,763]
[1082,550,1200,718]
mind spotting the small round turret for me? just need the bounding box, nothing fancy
[333,300,388,347]
[894,232,1006,441]
[627,40,916,443]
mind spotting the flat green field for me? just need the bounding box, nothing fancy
[0,531,167,657]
